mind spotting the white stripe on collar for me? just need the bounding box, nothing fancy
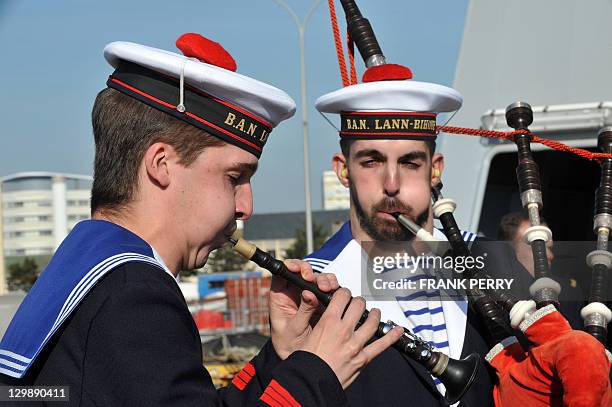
[151,247,179,283]
[320,228,469,361]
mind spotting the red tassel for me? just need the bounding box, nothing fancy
[176,33,237,72]
[362,64,413,82]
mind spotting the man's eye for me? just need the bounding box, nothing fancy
[401,161,420,169]
[361,160,377,167]
[228,174,240,186]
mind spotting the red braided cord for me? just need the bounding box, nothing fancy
[327,0,350,87]
[438,125,612,162]
[346,31,358,85]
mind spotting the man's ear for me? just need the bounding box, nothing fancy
[332,153,350,188]
[143,142,174,188]
[431,152,445,188]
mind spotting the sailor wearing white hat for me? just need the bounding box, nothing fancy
[0,33,403,406]
[302,71,497,406]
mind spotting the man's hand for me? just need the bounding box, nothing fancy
[268,259,404,389]
[300,288,404,389]
[269,259,339,360]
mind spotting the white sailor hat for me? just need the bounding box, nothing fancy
[315,74,462,142]
[104,33,296,158]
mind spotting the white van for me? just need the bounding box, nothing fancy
[442,102,612,242]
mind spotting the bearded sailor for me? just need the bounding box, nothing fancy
[302,72,501,406]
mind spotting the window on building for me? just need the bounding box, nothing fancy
[24,247,53,256]
[66,178,93,191]
[5,202,24,208]
[40,230,53,236]
[3,177,52,192]
[209,281,225,289]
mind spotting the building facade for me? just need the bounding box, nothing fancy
[0,172,92,293]
[242,209,349,267]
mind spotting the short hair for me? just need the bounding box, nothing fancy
[497,210,547,241]
[90,88,225,214]
[339,138,436,160]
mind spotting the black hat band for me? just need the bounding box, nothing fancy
[107,60,272,158]
[339,111,437,141]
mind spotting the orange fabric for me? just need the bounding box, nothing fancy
[489,310,612,407]
[488,342,526,372]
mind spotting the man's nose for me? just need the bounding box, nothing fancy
[235,185,253,221]
[383,166,400,197]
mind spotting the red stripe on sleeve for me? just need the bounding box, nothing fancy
[231,374,248,391]
[237,370,252,383]
[230,362,257,391]
[242,362,256,377]
[268,379,301,407]
[260,391,284,407]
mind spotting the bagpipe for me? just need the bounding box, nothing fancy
[427,105,612,406]
[322,0,612,405]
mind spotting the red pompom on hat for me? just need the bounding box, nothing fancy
[176,33,237,72]
[362,63,413,82]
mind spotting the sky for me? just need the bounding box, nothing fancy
[0,0,469,214]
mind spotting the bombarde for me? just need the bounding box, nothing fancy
[582,127,612,345]
[228,232,479,405]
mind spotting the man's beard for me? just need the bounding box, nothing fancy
[350,183,430,241]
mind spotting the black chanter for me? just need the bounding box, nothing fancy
[228,232,479,405]
[506,102,561,309]
[582,127,612,345]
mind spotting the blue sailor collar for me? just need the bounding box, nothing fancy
[0,219,167,379]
